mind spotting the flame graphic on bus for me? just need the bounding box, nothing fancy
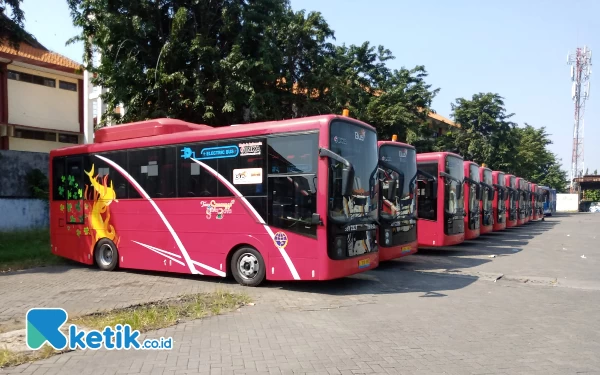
[84,164,120,254]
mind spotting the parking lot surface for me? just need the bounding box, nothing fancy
[2,213,600,375]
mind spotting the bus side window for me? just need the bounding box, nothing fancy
[65,156,85,224]
[266,133,318,238]
[128,147,176,198]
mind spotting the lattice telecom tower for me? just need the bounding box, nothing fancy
[567,46,592,192]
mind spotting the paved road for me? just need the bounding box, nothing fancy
[2,213,600,374]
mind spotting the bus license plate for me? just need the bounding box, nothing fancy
[401,246,412,253]
[358,258,370,269]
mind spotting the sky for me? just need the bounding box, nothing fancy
[15,0,600,174]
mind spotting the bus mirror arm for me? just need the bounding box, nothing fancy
[319,148,355,196]
[379,160,404,199]
[311,213,323,226]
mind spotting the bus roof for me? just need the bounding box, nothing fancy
[50,114,375,157]
[416,151,462,162]
[377,140,415,149]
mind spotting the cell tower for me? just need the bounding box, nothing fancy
[567,46,592,192]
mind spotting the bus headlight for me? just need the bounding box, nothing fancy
[335,236,346,258]
[384,229,392,245]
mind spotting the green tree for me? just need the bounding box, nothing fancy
[435,93,518,171]
[365,65,439,142]
[67,0,323,126]
[67,0,439,131]
[1,0,27,48]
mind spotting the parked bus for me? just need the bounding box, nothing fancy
[377,139,418,260]
[479,166,494,234]
[505,174,518,228]
[525,181,532,223]
[540,186,557,216]
[528,183,535,221]
[49,115,380,287]
[492,171,507,231]
[463,161,481,240]
[531,183,541,221]
[515,177,526,226]
[416,152,465,247]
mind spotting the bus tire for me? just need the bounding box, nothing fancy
[231,247,265,287]
[94,238,119,271]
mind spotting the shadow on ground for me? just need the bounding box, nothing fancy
[2,217,562,299]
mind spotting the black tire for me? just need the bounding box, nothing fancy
[230,247,265,287]
[94,238,119,271]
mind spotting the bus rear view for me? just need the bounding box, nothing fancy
[377,140,418,260]
[416,152,465,247]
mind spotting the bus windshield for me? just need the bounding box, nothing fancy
[482,169,493,214]
[510,176,517,211]
[379,145,417,220]
[497,173,505,213]
[469,164,480,212]
[329,121,379,223]
[445,155,464,214]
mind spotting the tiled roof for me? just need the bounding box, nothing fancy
[0,40,82,71]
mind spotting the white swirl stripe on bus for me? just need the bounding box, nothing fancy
[94,155,226,277]
[132,240,185,266]
[191,158,301,280]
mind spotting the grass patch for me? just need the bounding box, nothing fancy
[0,345,60,368]
[0,229,66,272]
[0,291,251,368]
[73,290,252,332]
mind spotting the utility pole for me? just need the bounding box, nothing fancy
[567,46,592,193]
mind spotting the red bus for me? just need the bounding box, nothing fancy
[505,174,518,228]
[416,152,465,247]
[491,171,507,231]
[49,115,380,287]
[463,161,481,240]
[377,140,418,260]
[531,183,540,221]
[527,182,534,222]
[479,166,494,234]
[516,178,527,226]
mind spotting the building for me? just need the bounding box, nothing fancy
[0,33,84,152]
[426,111,459,139]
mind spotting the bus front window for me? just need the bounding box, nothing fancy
[445,155,464,215]
[379,145,417,223]
[328,121,379,223]
[469,164,480,214]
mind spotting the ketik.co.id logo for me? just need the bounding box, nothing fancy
[26,308,173,350]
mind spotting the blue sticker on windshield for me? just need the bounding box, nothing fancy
[181,145,239,160]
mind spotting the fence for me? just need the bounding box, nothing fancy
[0,150,49,231]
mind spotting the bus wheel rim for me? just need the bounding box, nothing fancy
[99,244,114,266]
[238,253,259,280]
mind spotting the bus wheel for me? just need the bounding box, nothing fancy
[95,239,119,271]
[231,247,265,287]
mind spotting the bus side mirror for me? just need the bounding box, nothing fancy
[488,188,494,201]
[475,184,482,200]
[311,213,322,225]
[342,165,355,197]
[457,183,463,199]
[387,175,398,201]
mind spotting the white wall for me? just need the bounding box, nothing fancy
[557,194,579,212]
[7,65,79,132]
[8,137,70,153]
